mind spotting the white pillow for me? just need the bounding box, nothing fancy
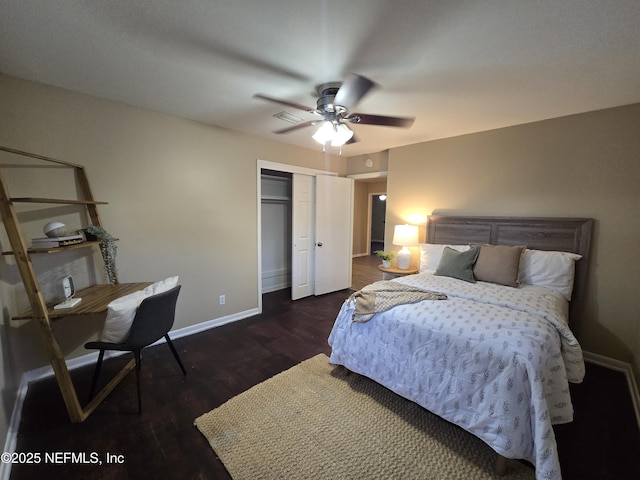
[143,275,179,296]
[99,276,179,343]
[518,250,581,300]
[99,290,148,343]
[419,244,470,272]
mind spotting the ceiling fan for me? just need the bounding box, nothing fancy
[254,74,414,147]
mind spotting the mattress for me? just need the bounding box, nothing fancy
[328,273,584,480]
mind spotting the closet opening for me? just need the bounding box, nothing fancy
[260,169,292,295]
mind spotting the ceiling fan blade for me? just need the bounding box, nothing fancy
[253,94,316,114]
[349,113,415,128]
[273,120,320,134]
[333,74,377,110]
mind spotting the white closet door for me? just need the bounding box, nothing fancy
[314,175,353,295]
[291,173,315,300]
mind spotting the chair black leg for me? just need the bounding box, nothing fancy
[87,350,105,403]
[134,349,142,414]
[164,334,187,376]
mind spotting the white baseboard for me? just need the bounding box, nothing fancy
[261,268,290,294]
[169,308,260,340]
[261,283,290,294]
[0,375,29,480]
[583,350,640,429]
[0,306,259,480]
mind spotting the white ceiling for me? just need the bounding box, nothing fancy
[2,0,640,156]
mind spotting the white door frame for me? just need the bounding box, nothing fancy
[256,159,337,312]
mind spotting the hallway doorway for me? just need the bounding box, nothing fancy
[370,193,386,254]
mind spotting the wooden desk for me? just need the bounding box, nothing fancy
[13,282,152,423]
[13,282,153,320]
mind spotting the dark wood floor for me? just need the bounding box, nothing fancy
[351,253,384,290]
[10,262,640,480]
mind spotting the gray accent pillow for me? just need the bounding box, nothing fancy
[434,246,480,282]
[473,244,525,287]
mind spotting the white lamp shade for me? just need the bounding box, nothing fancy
[392,224,419,247]
[393,224,419,270]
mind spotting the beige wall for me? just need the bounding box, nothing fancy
[352,180,387,255]
[346,151,389,175]
[0,75,344,446]
[385,104,640,382]
[348,151,389,256]
[352,181,369,255]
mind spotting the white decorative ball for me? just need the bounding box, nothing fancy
[43,221,67,238]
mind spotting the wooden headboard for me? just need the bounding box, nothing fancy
[427,215,593,324]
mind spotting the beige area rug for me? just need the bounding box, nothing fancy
[194,354,535,480]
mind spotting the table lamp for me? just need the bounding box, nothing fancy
[393,224,419,269]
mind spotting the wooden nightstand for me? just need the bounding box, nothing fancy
[377,264,419,280]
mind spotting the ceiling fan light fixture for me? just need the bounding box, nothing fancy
[331,122,354,146]
[312,121,335,144]
[312,121,353,147]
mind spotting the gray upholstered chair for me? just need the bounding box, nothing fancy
[84,285,186,413]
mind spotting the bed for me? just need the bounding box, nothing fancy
[328,215,593,480]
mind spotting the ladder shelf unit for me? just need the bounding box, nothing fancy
[0,146,149,422]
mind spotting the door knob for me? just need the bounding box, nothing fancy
[317,242,323,247]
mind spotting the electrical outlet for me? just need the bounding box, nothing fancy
[219,294,225,305]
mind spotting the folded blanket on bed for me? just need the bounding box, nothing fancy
[348,280,447,323]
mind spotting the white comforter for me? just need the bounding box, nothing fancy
[328,273,584,480]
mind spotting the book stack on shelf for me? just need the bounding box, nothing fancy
[31,234,84,249]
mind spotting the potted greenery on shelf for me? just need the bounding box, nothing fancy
[79,225,118,285]
[375,250,395,268]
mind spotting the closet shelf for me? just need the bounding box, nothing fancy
[261,194,291,203]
